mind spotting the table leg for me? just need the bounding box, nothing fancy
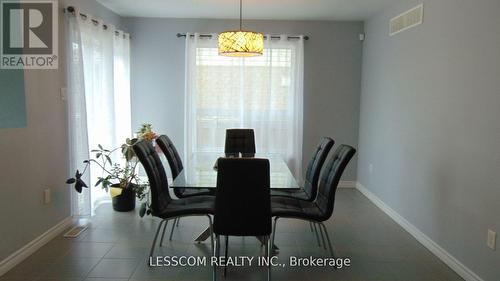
[195,229,280,252]
[195,227,212,243]
[256,236,279,252]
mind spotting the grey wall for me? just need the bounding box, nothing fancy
[358,0,500,280]
[124,18,363,180]
[0,0,122,263]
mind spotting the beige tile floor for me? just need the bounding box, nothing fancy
[0,189,464,281]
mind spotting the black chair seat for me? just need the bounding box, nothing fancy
[175,188,213,198]
[270,189,309,201]
[158,195,215,218]
[271,196,323,221]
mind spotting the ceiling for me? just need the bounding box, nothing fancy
[96,0,399,21]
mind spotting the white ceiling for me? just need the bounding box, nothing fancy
[96,0,399,21]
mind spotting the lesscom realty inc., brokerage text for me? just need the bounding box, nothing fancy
[149,255,352,269]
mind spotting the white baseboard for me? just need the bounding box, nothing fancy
[0,217,73,277]
[355,182,483,281]
[338,181,356,188]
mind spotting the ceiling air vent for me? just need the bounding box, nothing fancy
[390,4,423,36]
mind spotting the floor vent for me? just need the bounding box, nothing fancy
[63,225,87,238]
[390,4,424,36]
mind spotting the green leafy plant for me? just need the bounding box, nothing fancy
[66,124,160,217]
[66,138,148,204]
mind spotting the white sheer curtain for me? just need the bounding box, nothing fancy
[113,31,132,143]
[185,33,304,180]
[66,11,131,216]
[66,12,90,217]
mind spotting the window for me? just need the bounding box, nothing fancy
[195,47,292,153]
[185,34,304,179]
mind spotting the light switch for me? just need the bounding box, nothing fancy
[60,87,67,101]
[487,229,496,250]
[44,188,51,204]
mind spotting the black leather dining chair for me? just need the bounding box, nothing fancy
[271,137,334,201]
[155,135,213,242]
[224,129,256,157]
[213,158,272,281]
[270,145,356,257]
[270,137,334,247]
[156,135,213,198]
[133,140,215,264]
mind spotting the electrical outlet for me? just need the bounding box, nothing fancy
[369,163,373,175]
[44,188,51,204]
[60,87,67,101]
[487,229,496,250]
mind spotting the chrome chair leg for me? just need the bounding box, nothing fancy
[309,222,314,232]
[319,223,336,258]
[207,215,215,255]
[271,217,279,251]
[312,223,322,247]
[213,234,220,281]
[212,235,216,281]
[149,219,166,263]
[265,235,271,281]
[176,218,181,227]
[169,218,176,241]
[318,222,327,250]
[159,220,169,246]
[224,236,229,277]
[263,235,268,257]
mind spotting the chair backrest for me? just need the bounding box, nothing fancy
[315,145,356,221]
[214,158,271,236]
[133,140,172,216]
[156,135,183,179]
[224,129,256,156]
[155,135,186,198]
[303,137,334,200]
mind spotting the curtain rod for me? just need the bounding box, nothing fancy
[64,6,130,38]
[176,33,309,40]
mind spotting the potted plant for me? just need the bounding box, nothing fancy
[66,124,159,214]
[137,123,158,141]
[66,138,148,212]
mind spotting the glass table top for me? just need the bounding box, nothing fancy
[171,152,300,190]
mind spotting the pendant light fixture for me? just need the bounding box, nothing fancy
[218,0,264,57]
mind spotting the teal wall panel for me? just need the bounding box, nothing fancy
[0,69,26,128]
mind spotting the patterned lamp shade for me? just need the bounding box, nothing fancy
[218,31,264,57]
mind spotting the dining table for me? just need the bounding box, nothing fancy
[170,152,300,243]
